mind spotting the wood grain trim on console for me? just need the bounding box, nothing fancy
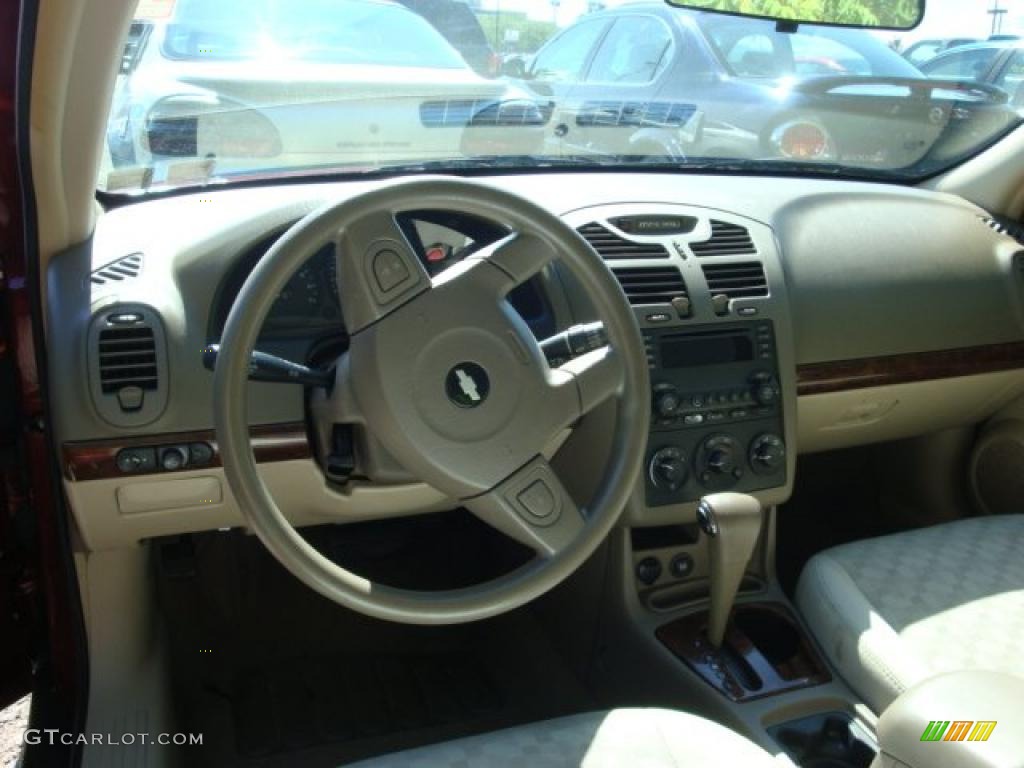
[796,341,1024,396]
[62,422,310,482]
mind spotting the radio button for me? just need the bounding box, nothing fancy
[706,411,726,422]
[730,408,748,419]
[738,307,758,316]
[654,388,682,419]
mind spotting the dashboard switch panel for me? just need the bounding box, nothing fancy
[116,442,213,474]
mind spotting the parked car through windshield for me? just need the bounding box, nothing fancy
[100,0,1023,193]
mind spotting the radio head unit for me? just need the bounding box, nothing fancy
[644,321,786,506]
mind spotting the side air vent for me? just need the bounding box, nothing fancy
[91,253,143,286]
[88,306,168,427]
[577,223,670,260]
[690,220,756,257]
[98,326,158,394]
[610,266,687,305]
[702,261,768,299]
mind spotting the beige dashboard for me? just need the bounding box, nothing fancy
[49,172,1024,548]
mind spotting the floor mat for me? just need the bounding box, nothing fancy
[224,652,502,760]
[157,518,595,767]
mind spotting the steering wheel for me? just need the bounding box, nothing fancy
[213,178,649,624]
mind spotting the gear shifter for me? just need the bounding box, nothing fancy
[697,493,763,647]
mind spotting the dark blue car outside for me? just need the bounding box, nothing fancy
[519,5,1015,172]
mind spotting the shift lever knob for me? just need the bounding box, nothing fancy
[697,492,763,647]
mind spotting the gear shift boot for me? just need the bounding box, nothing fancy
[697,492,763,647]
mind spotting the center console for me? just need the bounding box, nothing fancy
[558,203,871,768]
[645,321,786,506]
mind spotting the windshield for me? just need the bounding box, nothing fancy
[100,0,1024,194]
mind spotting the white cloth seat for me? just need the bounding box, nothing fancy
[797,514,1024,713]
[347,708,782,767]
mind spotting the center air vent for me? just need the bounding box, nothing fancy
[91,253,143,286]
[690,221,756,257]
[88,307,168,427]
[610,266,687,305]
[701,262,768,299]
[577,223,669,260]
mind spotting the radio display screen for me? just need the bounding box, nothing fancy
[661,333,754,368]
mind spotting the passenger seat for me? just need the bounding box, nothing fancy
[796,515,1024,712]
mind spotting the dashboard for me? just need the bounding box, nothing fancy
[46,172,1024,547]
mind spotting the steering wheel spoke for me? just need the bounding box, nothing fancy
[561,345,625,415]
[334,209,431,334]
[466,230,559,293]
[464,456,584,558]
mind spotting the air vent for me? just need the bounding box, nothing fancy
[981,215,1024,245]
[702,262,768,299]
[98,326,158,395]
[610,266,687,305]
[690,221,756,257]
[88,307,168,427]
[91,253,143,285]
[577,223,670,260]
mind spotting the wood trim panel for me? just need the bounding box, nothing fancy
[62,422,310,482]
[656,602,830,703]
[796,341,1024,396]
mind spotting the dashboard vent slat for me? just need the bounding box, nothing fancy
[91,253,143,286]
[610,266,687,305]
[690,221,757,257]
[702,261,768,299]
[981,215,1024,245]
[98,325,158,394]
[577,223,670,260]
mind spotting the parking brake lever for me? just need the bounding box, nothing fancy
[201,344,333,387]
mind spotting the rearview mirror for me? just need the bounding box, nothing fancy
[664,0,924,30]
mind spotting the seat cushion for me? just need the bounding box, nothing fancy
[347,708,781,767]
[797,514,1024,713]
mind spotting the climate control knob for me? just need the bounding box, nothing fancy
[696,435,743,490]
[653,387,682,419]
[749,433,786,474]
[649,446,689,491]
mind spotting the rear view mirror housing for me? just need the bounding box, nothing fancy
[663,0,925,31]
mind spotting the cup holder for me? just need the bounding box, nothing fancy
[734,606,802,671]
[768,712,876,768]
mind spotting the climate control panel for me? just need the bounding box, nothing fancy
[644,321,786,506]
